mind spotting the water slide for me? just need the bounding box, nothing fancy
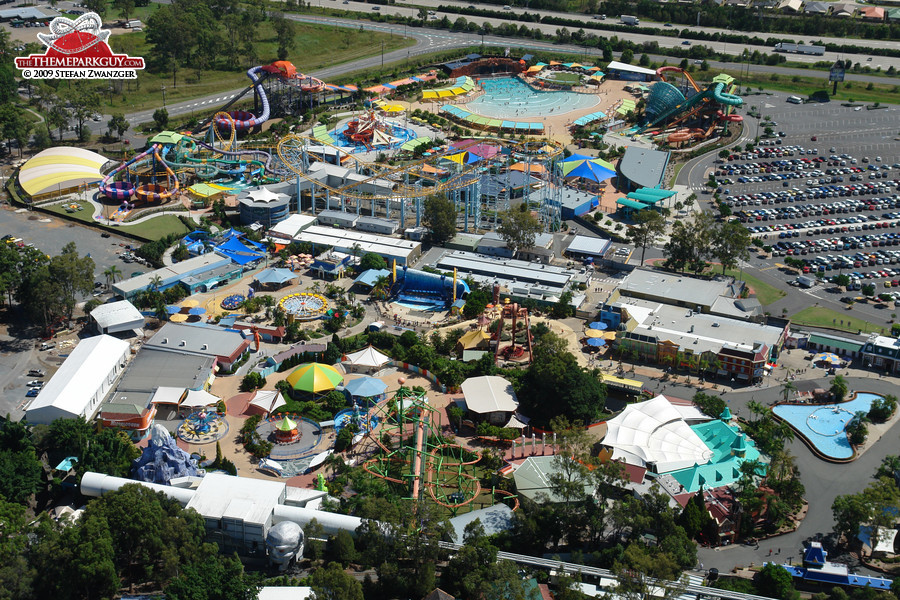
[193,139,279,175]
[214,66,270,131]
[656,66,701,92]
[637,81,743,135]
[134,146,179,202]
[99,146,159,199]
[192,68,271,136]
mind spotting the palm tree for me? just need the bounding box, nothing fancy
[780,380,797,404]
[747,400,768,422]
[149,275,163,292]
[103,265,122,289]
[372,275,390,300]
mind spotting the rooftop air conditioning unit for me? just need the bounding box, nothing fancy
[179,340,186,347]
[201,344,208,350]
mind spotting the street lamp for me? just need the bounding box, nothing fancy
[381,41,384,67]
[161,85,167,107]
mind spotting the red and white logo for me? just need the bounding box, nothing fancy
[15,12,144,79]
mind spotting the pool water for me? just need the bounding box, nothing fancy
[466,77,600,119]
[773,392,880,459]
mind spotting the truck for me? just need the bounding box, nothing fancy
[620,15,639,25]
[795,275,816,288]
[773,42,826,56]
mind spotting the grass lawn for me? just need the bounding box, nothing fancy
[41,200,189,241]
[790,306,886,335]
[722,268,787,305]
[119,215,191,240]
[715,68,900,106]
[106,18,414,113]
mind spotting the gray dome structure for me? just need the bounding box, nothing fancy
[266,520,305,569]
[645,82,686,122]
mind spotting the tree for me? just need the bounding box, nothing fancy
[755,563,799,600]
[620,49,634,64]
[153,108,169,130]
[664,213,714,274]
[271,12,297,61]
[692,391,726,419]
[447,405,465,430]
[712,220,751,274]
[165,553,259,600]
[359,252,386,272]
[106,114,129,139]
[103,265,122,288]
[718,149,731,161]
[113,0,135,21]
[462,286,490,320]
[82,0,106,17]
[328,530,357,567]
[310,561,363,600]
[498,206,542,254]
[49,242,95,320]
[627,210,666,266]
[781,380,797,403]
[830,375,849,401]
[423,194,457,245]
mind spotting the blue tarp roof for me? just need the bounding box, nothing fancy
[214,237,265,265]
[254,267,296,285]
[344,376,388,398]
[354,268,391,288]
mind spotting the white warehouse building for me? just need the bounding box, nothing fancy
[26,335,130,425]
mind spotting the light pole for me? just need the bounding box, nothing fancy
[381,41,384,68]
[161,85,167,107]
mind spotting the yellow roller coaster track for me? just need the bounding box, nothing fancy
[275,134,564,203]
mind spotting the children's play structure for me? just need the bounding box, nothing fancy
[637,68,743,145]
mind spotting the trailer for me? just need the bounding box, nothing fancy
[774,43,825,56]
[620,15,640,25]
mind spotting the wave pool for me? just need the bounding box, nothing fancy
[466,77,599,119]
[773,392,880,460]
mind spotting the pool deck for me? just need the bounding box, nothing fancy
[409,79,637,145]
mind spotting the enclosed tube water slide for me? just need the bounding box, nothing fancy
[215,66,270,131]
[99,146,158,199]
[194,139,281,175]
[638,68,743,135]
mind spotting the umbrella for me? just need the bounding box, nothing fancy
[587,338,607,347]
[181,299,200,308]
[169,313,188,322]
[286,363,344,393]
[585,329,604,338]
[589,321,608,330]
[189,307,206,316]
[166,305,181,315]
[813,352,841,365]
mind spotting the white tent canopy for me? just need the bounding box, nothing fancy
[602,395,712,473]
[341,345,391,372]
[181,389,221,409]
[875,527,898,553]
[250,390,287,414]
[152,386,187,405]
[461,376,518,415]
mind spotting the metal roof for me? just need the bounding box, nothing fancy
[26,335,130,423]
[461,376,518,414]
[617,147,669,189]
[145,323,248,360]
[186,473,285,527]
[90,300,144,332]
[566,235,611,257]
[116,349,215,392]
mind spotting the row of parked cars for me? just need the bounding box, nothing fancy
[773,229,900,257]
[739,196,900,225]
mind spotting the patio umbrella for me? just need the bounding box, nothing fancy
[165,305,181,315]
[286,363,344,393]
[181,299,200,308]
[585,329,604,338]
[587,338,607,347]
[188,307,206,316]
[813,352,841,365]
[169,313,188,322]
[589,321,608,330]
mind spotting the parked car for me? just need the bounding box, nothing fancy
[27,369,45,377]
[25,388,39,397]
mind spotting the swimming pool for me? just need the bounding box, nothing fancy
[773,392,880,460]
[466,77,600,119]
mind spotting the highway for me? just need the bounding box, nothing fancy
[117,12,898,129]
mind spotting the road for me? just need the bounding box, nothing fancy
[98,12,894,131]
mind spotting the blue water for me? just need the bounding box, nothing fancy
[467,77,600,119]
[334,409,379,434]
[773,392,880,459]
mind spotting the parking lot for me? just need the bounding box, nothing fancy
[0,204,151,418]
[702,99,900,300]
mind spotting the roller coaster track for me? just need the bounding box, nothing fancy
[437,542,777,600]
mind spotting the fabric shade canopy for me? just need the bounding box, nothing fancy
[344,376,388,398]
[188,307,206,315]
[342,346,391,368]
[589,321,608,330]
[166,305,181,314]
[250,390,287,414]
[181,299,200,308]
[286,363,344,393]
[813,352,842,365]
[584,329,605,338]
[181,389,220,409]
[169,313,188,322]
[562,158,616,183]
[587,338,607,347]
[254,267,297,285]
[444,151,482,165]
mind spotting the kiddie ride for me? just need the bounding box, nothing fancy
[493,298,534,364]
